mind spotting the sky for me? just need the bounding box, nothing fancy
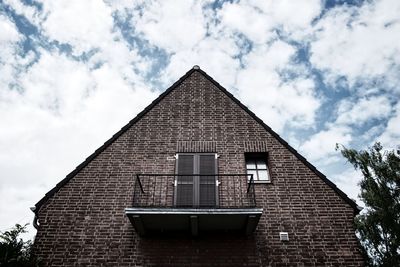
[0,0,399,239]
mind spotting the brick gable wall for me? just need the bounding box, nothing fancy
[33,70,364,266]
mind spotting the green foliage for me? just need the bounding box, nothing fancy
[337,142,400,266]
[0,224,37,267]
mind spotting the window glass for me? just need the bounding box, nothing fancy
[257,170,269,180]
[256,160,267,169]
[245,153,270,182]
[246,160,256,169]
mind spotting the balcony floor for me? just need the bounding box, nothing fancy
[125,208,263,236]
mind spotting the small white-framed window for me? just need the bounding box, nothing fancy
[245,153,270,182]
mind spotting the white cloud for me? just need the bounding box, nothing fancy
[299,125,352,162]
[5,0,150,78]
[0,48,157,235]
[132,0,207,52]
[238,74,321,132]
[1,50,157,177]
[251,0,321,35]
[3,0,43,26]
[243,40,296,70]
[0,14,21,44]
[161,36,241,88]
[0,186,45,240]
[40,0,115,55]
[218,2,276,45]
[331,168,363,205]
[300,94,394,165]
[127,0,323,133]
[310,0,400,88]
[0,14,23,90]
[378,102,400,148]
[19,51,94,115]
[236,41,320,132]
[218,0,322,44]
[336,96,392,126]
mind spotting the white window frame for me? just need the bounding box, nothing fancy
[245,152,271,183]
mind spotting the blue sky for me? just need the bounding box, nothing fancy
[1,0,399,238]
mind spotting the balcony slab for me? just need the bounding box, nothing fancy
[125,208,263,236]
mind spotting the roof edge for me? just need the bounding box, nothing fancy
[34,68,197,211]
[195,68,360,214]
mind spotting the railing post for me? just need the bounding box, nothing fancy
[136,174,145,193]
[247,174,253,193]
[247,174,256,207]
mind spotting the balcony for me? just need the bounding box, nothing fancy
[125,174,263,236]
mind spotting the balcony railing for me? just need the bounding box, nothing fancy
[133,174,256,208]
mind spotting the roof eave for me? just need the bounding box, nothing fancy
[34,66,360,215]
[34,68,197,212]
[196,68,360,214]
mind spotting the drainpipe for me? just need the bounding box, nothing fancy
[30,207,39,229]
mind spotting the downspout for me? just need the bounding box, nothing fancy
[30,206,39,229]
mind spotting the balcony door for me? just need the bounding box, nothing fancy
[174,153,218,207]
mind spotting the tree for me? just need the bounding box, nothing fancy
[337,142,400,266]
[0,224,37,267]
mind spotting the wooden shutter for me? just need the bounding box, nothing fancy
[199,154,217,207]
[175,154,218,207]
[175,155,194,206]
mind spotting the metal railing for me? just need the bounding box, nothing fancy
[133,174,256,208]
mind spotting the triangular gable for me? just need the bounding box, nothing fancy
[34,66,359,213]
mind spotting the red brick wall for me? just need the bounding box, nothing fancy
[33,71,364,266]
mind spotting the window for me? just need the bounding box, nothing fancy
[174,153,218,207]
[245,153,270,182]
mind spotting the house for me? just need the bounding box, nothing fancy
[32,66,364,266]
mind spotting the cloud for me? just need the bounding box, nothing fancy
[299,125,352,162]
[40,0,115,55]
[132,0,207,52]
[299,96,392,165]
[218,2,276,45]
[251,0,321,38]
[0,13,21,43]
[0,14,25,90]
[299,94,394,164]
[236,40,320,132]
[0,186,45,240]
[160,36,241,88]
[237,74,321,132]
[331,168,363,204]
[310,0,400,88]
[3,0,43,26]
[118,0,323,134]
[18,51,93,114]
[336,96,392,126]
[0,49,157,181]
[218,0,322,44]
[243,40,296,70]
[378,102,400,149]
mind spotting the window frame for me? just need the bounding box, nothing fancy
[245,152,271,183]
